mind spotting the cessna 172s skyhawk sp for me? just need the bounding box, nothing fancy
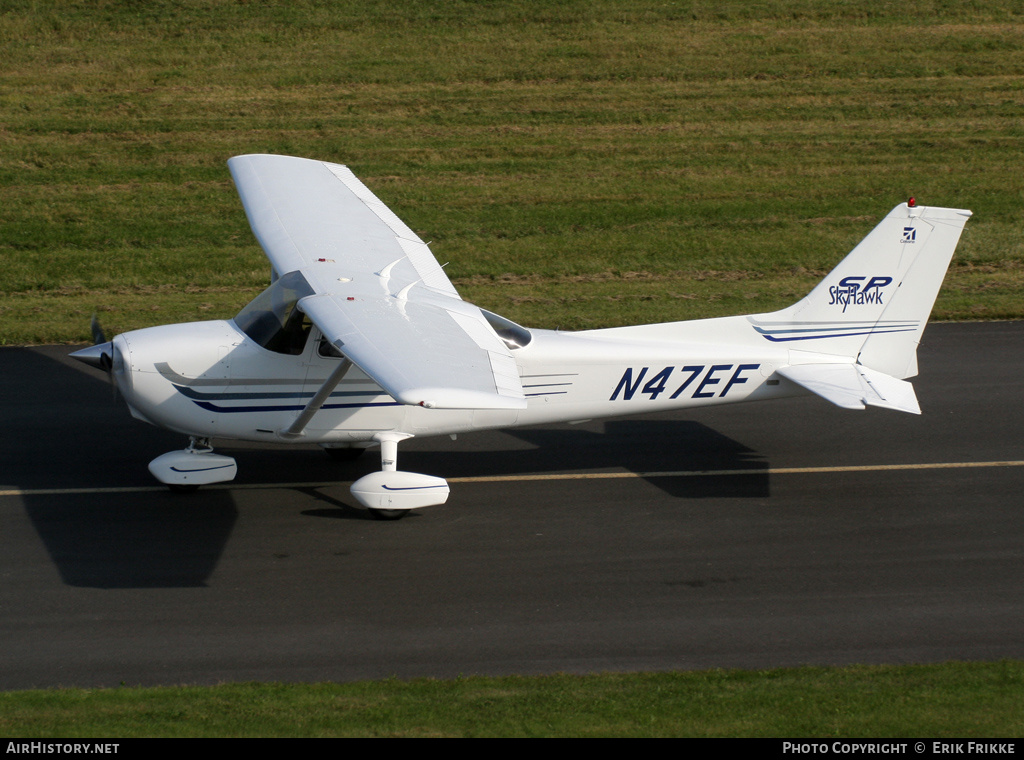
[72,155,971,519]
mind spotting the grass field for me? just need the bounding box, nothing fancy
[2,0,1023,737]
[2,662,1023,738]
[2,1,1023,343]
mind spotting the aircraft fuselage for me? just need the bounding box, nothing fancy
[113,316,798,446]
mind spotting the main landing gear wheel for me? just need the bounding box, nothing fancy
[348,433,449,519]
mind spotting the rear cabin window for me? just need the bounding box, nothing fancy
[481,309,532,350]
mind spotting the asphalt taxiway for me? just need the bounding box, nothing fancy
[1,322,1022,690]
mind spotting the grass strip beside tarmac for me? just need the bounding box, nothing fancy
[2,1,1023,343]
[2,662,1023,738]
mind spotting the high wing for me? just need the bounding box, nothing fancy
[228,154,526,410]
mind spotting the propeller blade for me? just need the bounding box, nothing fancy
[90,314,107,345]
[73,315,120,400]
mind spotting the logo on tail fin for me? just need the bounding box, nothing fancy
[828,276,893,312]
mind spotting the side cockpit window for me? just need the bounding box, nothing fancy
[234,271,315,355]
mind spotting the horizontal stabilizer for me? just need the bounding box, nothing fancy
[777,363,921,414]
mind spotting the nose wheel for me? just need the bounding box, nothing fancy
[148,437,238,491]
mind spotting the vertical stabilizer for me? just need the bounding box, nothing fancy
[749,202,971,378]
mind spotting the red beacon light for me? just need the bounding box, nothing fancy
[907,197,916,207]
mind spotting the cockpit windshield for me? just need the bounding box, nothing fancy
[233,271,315,355]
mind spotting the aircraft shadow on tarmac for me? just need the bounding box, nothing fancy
[6,347,768,589]
[403,421,770,500]
[4,347,240,589]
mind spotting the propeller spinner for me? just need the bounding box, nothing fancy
[70,314,114,372]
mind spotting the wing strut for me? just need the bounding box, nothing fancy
[279,357,353,439]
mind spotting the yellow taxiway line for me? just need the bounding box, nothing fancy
[2,460,1023,497]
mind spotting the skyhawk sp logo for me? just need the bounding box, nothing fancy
[828,276,893,312]
[902,227,917,243]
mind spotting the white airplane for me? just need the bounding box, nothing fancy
[71,154,972,519]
